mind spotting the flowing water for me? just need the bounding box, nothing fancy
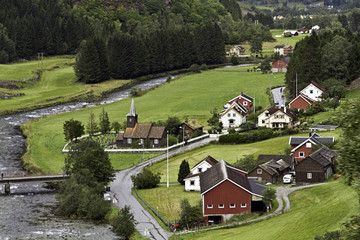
[0,75,170,239]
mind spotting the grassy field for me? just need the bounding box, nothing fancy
[22,67,285,173]
[170,181,359,240]
[149,129,341,184]
[137,185,201,222]
[0,56,131,114]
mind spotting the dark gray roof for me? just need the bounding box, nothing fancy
[241,92,254,101]
[289,133,334,146]
[258,163,278,176]
[248,178,266,196]
[310,147,338,167]
[200,160,264,197]
[184,172,202,179]
[309,124,338,131]
[257,155,293,165]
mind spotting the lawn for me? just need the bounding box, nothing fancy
[149,129,341,184]
[170,181,359,240]
[0,56,131,114]
[137,185,201,223]
[22,67,285,173]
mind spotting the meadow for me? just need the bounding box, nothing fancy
[0,57,131,114]
[22,67,285,173]
[169,181,359,240]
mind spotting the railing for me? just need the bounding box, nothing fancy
[133,187,170,227]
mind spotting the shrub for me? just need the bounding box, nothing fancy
[188,64,200,73]
[199,64,208,70]
[111,205,137,239]
[131,168,161,189]
[160,134,178,147]
[231,55,239,65]
[191,129,203,138]
[228,128,236,134]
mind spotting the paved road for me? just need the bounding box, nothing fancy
[272,86,287,107]
[110,136,216,239]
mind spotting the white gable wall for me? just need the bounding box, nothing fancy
[220,109,246,129]
[192,161,212,174]
[300,84,323,101]
[184,176,201,191]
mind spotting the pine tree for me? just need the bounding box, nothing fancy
[87,111,98,136]
[178,160,190,185]
[99,108,111,134]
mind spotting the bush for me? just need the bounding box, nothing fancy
[219,128,274,144]
[231,55,239,65]
[188,64,200,73]
[199,64,208,70]
[191,129,203,138]
[228,127,236,134]
[160,134,178,147]
[179,199,203,229]
[131,168,161,189]
[111,205,137,239]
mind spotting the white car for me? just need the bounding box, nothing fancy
[283,174,293,184]
[103,193,111,201]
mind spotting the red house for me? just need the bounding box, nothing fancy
[289,133,334,162]
[200,160,266,224]
[288,94,315,110]
[225,92,253,110]
[271,57,290,73]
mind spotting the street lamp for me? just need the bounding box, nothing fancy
[139,140,144,161]
[179,126,185,148]
[166,131,169,188]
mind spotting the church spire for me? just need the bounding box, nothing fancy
[127,98,137,117]
[126,98,138,128]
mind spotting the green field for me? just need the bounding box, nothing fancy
[170,181,359,240]
[22,67,284,173]
[0,57,131,114]
[149,129,340,184]
[137,185,201,222]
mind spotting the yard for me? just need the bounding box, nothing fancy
[170,181,359,240]
[22,66,284,174]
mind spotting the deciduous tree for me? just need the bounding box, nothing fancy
[63,119,85,143]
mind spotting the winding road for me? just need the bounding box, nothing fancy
[110,136,216,239]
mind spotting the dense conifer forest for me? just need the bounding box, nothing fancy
[0,0,273,82]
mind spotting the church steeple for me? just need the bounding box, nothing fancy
[126,98,138,128]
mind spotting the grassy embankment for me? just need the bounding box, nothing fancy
[0,56,131,115]
[169,181,359,240]
[22,66,284,174]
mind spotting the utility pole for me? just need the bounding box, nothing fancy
[166,131,169,188]
[253,91,256,114]
[296,72,298,97]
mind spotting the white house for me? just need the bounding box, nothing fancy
[219,101,247,129]
[184,156,218,191]
[299,81,325,101]
[228,45,245,56]
[258,107,297,129]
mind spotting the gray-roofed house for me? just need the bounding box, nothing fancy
[309,124,338,131]
[295,147,338,183]
[248,155,293,184]
[116,99,166,148]
[200,160,266,224]
[289,132,334,162]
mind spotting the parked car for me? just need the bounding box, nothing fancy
[103,193,111,201]
[283,174,293,184]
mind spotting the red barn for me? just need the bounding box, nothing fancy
[288,94,315,110]
[200,160,266,224]
[271,57,290,73]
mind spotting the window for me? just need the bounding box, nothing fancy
[299,152,304,157]
[306,142,312,148]
[127,138,132,144]
[229,119,234,124]
[262,120,265,124]
[243,101,248,106]
[154,139,159,144]
[190,180,195,186]
[307,173,312,179]
[233,113,236,117]
[207,204,213,208]
[227,113,231,117]
[310,90,313,94]
[241,203,247,208]
[218,204,224,208]
[129,118,132,122]
[257,169,262,174]
[198,168,202,173]
[230,204,236,208]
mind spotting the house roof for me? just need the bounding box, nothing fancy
[289,132,334,146]
[116,132,124,141]
[256,155,293,165]
[124,123,152,139]
[311,81,325,92]
[288,94,315,107]
[232,45,245,50]
[263,107,297,120]
[191,156,218,170]
[184,172,202,180]
[126,98,137,117]
[258,163,278,176]
[228,92,253,104]
[180,120,203,131]
[274,45,285,48]
[200,160,265,197]
[280,57,291,64]
[309,124,338,131]
[148,126,165,139]
[220,101,248,117]
[301,147,337,168]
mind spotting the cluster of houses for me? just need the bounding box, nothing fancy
[182,131,337,225]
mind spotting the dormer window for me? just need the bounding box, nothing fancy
[198,168,202,173]
[310,90,313,94]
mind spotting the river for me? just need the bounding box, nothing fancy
[0,75,171,239]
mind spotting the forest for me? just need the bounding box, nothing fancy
[0,0,273,82]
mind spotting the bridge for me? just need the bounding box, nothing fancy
[0,174,69,193]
